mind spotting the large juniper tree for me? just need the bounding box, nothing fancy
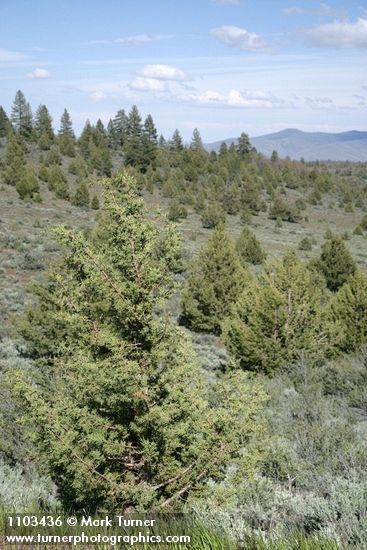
[13,173,264,512]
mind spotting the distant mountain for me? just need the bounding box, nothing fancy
[206,129,367,162]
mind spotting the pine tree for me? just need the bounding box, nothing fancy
[59,109,75,156]
[190,128,203,151]
[13,173,265,511]
[223,251,328,374]
[328,270,367,353]
[11,90,33,138]
[144,114,158,144]
[113,109,128,146]
[237,132,252,156]
[59,108,75,138]
[181,225,246,333]
[316,234,356,291]
[0,106,11,137]
[170,129,184,151]
[35,105,54,140]
[236,227,266,265]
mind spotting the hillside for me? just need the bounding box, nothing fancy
[207,129,367,162]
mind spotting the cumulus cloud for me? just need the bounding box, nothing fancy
[305,18,367,48]
[210,25,267,51]
[138,64,189,81]
[0,48,28,62]
[130,77,167,92]
[185,89,284,108]
[27,68,51,79]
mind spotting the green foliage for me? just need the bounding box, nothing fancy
[316,234,356,291]
[72,180,90,207]
[269,194,301,223]
[14,173,265,512]
[35,104,54,144]
[11,90,33,138]
[201,202,226,229]
[223,252,328,374]
[2,134,26,186]
[181,226,246,333]
[0,106,12,138]
[45,145,62,166]
[298,236,313,251]
[328,270,367,353]
[91,195,100,210]
[168,200,188,222]
[236,227,266,265]
[16,167,40,200]
[48,165,69,199]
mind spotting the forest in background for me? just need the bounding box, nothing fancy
[0,90,367,548]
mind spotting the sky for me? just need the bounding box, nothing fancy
[0,0,366,141]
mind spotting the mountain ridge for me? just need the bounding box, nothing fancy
[206,129,367,162]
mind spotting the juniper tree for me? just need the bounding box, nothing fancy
[316,234,356,292]
[328,270,367,353]
[3,134,26,186]
[72,180,90,207]
[223,251,328,374]
[13,173,265,512]
[16,167,40,200]
[35,105,54,141]
[236,227,266,266]
[0,106,11,137]
[181,225,246,333]
[59,109,75,156]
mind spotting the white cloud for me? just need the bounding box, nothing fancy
[90,91,108,101]
[212,0,240,5]
[138,64,189,81]
[210,25,267,51]
[0,48,28,62]
[185,88,283,108]
[284,4,347,18]
[130,77,167,92]
[114,33,158,47]
[305,18,367,48]
[27,68,51,79]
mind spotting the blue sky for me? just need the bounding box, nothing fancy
[0,0,366,140]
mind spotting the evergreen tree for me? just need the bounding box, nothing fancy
[48,165,69,199]
[144,114,158,144]
[181,225,246,333]
[201,202,226,229]
[0,106,11,137]
[316,234,356,292]
[237,132,252,156]
[170,129,184,151]
[35,104,54,140]
[3,134,26,186]
[236,227,266,266]
[59,109,75,156]
[113,109,128,146]
[11,90,33,138]
[91,195,100,209]
[223,251,328,374]
[72,180,90,207]
[16,167,40,200]
[59,108,75,138]
[328,270,367,353]
[13,173,264,511]
[190,128,204,151]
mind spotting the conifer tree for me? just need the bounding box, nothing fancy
[0,106,11,137]
[144,114,158,144]
[170,129,184,151]
[316,234,356,292]
[236,227,266,266]
[223,251,328,374]
[91,194,100,209]
[190,128,204,151]
[35,104,54,140]
[237,132,252,156]
[59,109,75,156]
[3,134,26,186]
[11,90,33,138]
[181,225,246,333]
[72,180,90,207]
[13,173,264,511]
[113,109,128,146]
[328,270,367,353]
[16,167,40,200]
[48,165,69,199]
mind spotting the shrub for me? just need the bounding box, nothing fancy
[236,227,266,265]
[201,203,226,229]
